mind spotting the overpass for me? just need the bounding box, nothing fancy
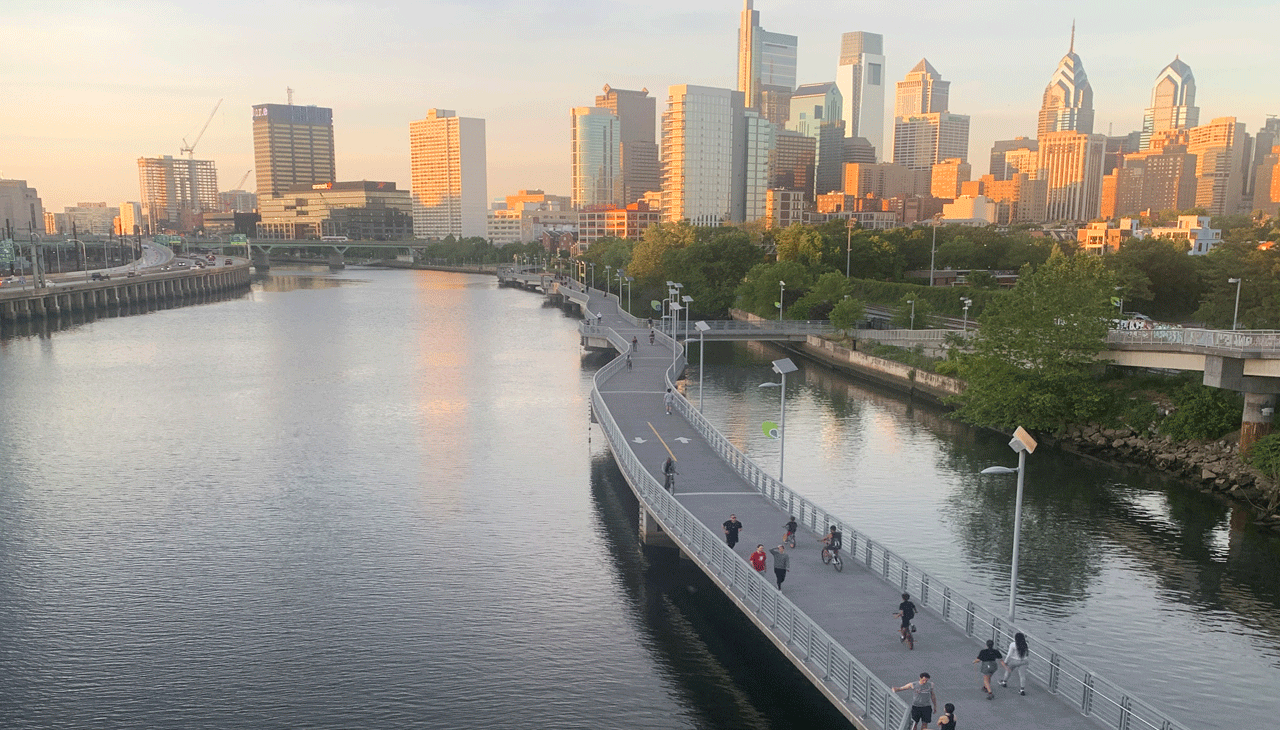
[564,283,1189,730]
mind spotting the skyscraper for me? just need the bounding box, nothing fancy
[836,31,885,159]
[737,0,797,126]
[1038,130,1106,221]
[251,103,335,198]
[894,59,949,117]
[570,106,622,209]
[891,61,968,172]
[1186,117,1249,215]
[595,85,661,204]
[1037,26,1095,138]
[409,109,488,239]
[1141,57,1199,150]
[137,155,219,232]
[0,179,45,235]
[788,83,846,196]
[990,138,1038,180]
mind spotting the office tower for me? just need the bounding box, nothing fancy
[737,0,797,126]
[596,85,661,203]
[1253,144,1280,215]
[570,106,622,209]
[930,158,971,199]
[836,31,885,159]
[1141,58,1199,150]
[257,181,413,241]
[251,103,335,197]
[137,155,219,232]
[842,162,929,199]
[662,85,770,225]
[1101,144,1197,218]
[62,202,120,237]
[1105,132,1143,175]
[1038,26,1095,137]
[119,202,143,235]
[989,138,1038,180]
[1037,130,1106,221]
[963,173,1047,225]
[770,129,817,198]
[788,83,846,195]
[894,59,949,117]
[1247,116,1280,206]
[409,109,488,239]
[843,137,876,164]
[1185,117,1249,215]
[893,113,970,171]
[0,179,45,235]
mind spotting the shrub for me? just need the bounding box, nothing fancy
[1245,433,1280,482]
[1160,383,1242,441]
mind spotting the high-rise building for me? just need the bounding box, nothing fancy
[119,201,143,236]
[63,202,119,237]
[257,181,413,241]
[1253,144,1280,216]
[1141,58,1199,150]
[930,158,971,199]
[1037,26,1095,138]
[893,113,970,171]
[1037,130,1106,222]
[787,83,845,196]
[894,59,949,117]
[836,31,885,159]
[842,162,929,199]
[737,0,797,126]
[137,155,219,232]
[1185,117,1250,215]
[770,130,817,198]
[0,179,45,236]
[1248,117,1280,208]
[570,106,622,209]
[251,103,335,198]
[409,109,488,239]
[595,85,661,203]
[1101,144,1198,218]
[739,110,775,223]
[990,138,1038,180]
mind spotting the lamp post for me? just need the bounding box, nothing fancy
[929,216,940,287]
[681,295,693,342]
[907,298,916,330]
[605,264,612,296]
[778,280,785,321]
[695,320,710,410]
[758,357,799,482]
[961,297,972,333]
[846,219,854,278]
[1228,277,1243,330]
[980,426,1037,621]
[69,238,89,283]
[625,275,633,313]
[669,301,683,370]
[589,262,595,291]
[616,268,624,308]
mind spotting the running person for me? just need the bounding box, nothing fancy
[895,593,917,650]
[783,516,798,546]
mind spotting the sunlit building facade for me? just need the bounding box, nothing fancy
[251,103,335,198]
[570,106,622,209]
[737,0,797,126]
[930,158,971,199]
[989,138,1038,180]
[661,85,741,226]
[0,179,45,236]
[1141,58,1199,150]
[137,155,219,232]
[595,85,661,203]
[787,83,845,196]
[895,59,948,117]
[1038,28,1095,138]
[1037,130,1106,222]
[893,113,970,171]
[836,31,884,160]
[409,109,488,239]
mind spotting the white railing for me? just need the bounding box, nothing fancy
[852,328,960,342]
[655,338,1191,730]
[586,324,912,730]
[1107,327,1280,354]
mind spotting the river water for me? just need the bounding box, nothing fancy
[0,268,1274,729]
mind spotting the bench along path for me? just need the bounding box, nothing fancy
[585,288,1111,730]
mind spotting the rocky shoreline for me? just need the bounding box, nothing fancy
[1054,424,1280,532]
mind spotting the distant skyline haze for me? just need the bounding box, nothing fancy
[5,0,1275,211]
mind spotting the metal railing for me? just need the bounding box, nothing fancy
[585,323,912,730]
[1106,327,1280,355]
[852,328,961,342]
[653,337,1190,730]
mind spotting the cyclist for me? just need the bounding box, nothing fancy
[820,524,843,561]
[649,329,655,345]
[783,516,798,547]
[662,456,677,492]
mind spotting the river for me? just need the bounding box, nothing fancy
[0,267,1274,729]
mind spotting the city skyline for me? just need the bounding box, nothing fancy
[6,0,1275,212]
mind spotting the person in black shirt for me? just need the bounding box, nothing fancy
[894,592,916,650]
[783,516,798,547]
[722,514,743,549]
[973,638,1002,699]
[662,456,677,492]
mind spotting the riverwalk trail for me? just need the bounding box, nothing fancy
[575,284,1186,730]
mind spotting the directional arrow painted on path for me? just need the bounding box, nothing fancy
[632,437,648,444]
[674,437,691,443]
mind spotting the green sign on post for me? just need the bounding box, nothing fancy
[0,240,14,265]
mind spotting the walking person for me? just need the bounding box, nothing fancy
[894,593,917,650]
[973,639,1002,699]
[769,543,789,589]
[664,387,675,415]
[936,703,957,729]
[749,544,767,574]
[662,456,677,493]
[649,329,655,345]
[893,672,937,730]
[631,335,638,352]
[999,632,1030,695]
[722,514,743,549]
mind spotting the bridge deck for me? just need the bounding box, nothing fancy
[585,290,1120,730]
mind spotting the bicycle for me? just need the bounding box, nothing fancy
[783,518,797,548]
[820,541,843,571]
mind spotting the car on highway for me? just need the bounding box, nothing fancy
[176,261,187,267]
[224,259,232,265]
[91,272,110,280]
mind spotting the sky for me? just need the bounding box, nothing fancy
[5,0,1277,212]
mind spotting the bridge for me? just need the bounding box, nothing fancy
[556,282,1189,730]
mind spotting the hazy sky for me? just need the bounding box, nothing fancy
[6,0,1276,212]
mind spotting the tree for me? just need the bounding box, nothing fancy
[892,292,933,329]
[790,271,851,319]
[829,297,865,336]
[666,227,763,317]
[952,249,1118,432]
[774,224,827,267]
[628,221,695,286]
[1105,236,1201,320]
[735,260,816,318]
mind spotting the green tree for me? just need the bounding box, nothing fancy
[735,260,816,318]
[774,224,828,267]
[628,221,695,286]
[952,249,1118,432]
[790,271,851,319]
[666,227,763,317]
[1106,236,1201,320]
[829,297,865,335]
[892,293,933,329]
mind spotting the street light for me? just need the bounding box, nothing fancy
[681,295,693,342]
[669,301,684,370]
[1228,277,1243,330]
[605,264,612,296]
[906,298,916,330]
[778,280,785,322]
[980,426,1037,621]
[625,275,634,313]
[758,357,799,482]
[961,297,972,333]
[929,216,941,287]
[695,320,710,410]
[846,219,855,278]
[69,238,89,283]
[589,262,595,291]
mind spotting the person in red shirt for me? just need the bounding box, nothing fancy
[749,544,767,573]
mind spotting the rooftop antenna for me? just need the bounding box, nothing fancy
[287,87,294,105]
[1070,20,1075,53]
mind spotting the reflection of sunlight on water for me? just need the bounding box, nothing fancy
[1208,523,1232,562]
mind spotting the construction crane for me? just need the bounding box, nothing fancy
[234,169,252,191]
[180,99,223,159]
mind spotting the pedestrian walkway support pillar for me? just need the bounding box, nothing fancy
[639,505,679,550]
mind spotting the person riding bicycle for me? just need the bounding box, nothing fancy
[784,516,798,546]
[820,524,843,559]
[662,456,677,492]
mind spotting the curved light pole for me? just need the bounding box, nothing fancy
[929,216,940,287]
[846,219,854,278]
[758,358,798,482]
[980,426,1037,621]
[668,301,683,370]
[695,320,710,410]
[907,298,916,330]
[1228,277,1243,330]
[69,238,89,282]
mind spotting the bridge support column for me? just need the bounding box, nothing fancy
[638,506,679,550]
[252,250,271,272]
[1241,393,1278,456]
[328,252,345,270]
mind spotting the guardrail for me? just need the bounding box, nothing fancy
[1106,327,1280,355]
[852,328,961,342]
[652,336,1190,730]
[585,323,912,730]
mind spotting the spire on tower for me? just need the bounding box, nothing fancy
[1070,20,1075,53]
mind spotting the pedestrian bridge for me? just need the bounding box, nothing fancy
[566,285,1189,730]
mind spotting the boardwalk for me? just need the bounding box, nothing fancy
[574,285,1186,730]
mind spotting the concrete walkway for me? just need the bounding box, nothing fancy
[583,287,1108,730]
